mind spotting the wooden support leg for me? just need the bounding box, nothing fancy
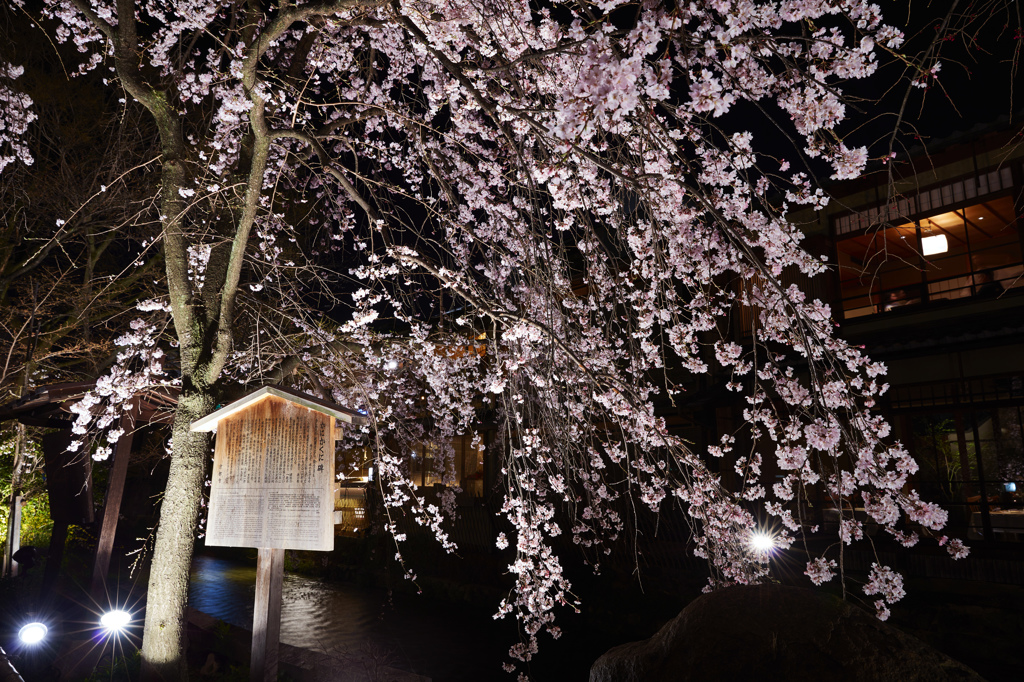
[90,401,139,602]
[40,520,69,607]
[251,548,284,682]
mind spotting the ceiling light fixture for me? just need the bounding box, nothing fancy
[921,234,948,256]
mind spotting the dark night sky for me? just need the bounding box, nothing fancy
[853,0,1021,148]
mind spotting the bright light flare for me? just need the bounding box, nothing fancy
[100,610,132,634]
[748,531,776,555]
[921,234,948,256]
[385,359,399,370]
[18,622,48,645]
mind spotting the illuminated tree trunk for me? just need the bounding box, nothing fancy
[140,391,214,682]
[2,423,26,578]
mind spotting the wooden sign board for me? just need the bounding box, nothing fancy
[191,386,365,682]
[201,393,340,551]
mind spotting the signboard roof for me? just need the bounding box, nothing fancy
[190,385,367,432]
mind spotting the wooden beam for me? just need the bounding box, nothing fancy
[90,399,140,601]
[250,548,285,682]
[980,199,1012,226]
[40,521,69,607]
[959,210,992,239]
[928,222,966,246]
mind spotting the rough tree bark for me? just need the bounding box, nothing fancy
[63,0,270,676]
[140,392,214,681]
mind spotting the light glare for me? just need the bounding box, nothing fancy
[18,622,48,645]
[100,610,132,633]
[921,234,948,256]
[749,531,775,554]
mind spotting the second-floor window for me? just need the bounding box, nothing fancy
[837,193,1021,319]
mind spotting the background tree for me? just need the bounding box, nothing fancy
[5,0,1019,680]
[0,8,163,575]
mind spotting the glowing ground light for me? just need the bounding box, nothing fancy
[18,622,48,645]
[100,610,132,634]
[749,531,775,555]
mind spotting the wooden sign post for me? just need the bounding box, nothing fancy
[191,386,365,682]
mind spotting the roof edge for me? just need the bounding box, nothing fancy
[190,385,367,432]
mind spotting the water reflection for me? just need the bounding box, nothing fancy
[188,554,507,680]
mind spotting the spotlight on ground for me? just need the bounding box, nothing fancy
[18,622,48,645]
[100,610,132,635]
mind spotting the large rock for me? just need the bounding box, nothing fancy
[590,584,984,682]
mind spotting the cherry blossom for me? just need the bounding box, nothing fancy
[6,0,976,676]
[0,62,35,173]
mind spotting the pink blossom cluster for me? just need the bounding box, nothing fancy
[69,301,176,460]
[0,63,36,173]
[863,562,905,620]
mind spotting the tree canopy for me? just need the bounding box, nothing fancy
[3,0,1019,679]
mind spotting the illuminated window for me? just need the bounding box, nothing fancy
[411,436,485,496]
[837,221,924,318]
[837,195,1021,318]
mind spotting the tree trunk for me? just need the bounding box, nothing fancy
[140,390,214,682]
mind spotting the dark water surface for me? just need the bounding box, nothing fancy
[188,554,518,681]
[187,551,1024,682]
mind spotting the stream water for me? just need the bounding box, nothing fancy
[188,554,516,681]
